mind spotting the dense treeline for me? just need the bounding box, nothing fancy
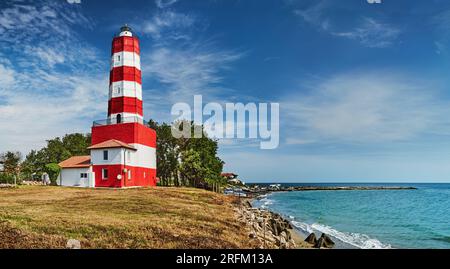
[1,120,227,192]
[149,120,227,192]
[0,133,91,185]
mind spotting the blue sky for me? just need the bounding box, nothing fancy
[2,0,450,182]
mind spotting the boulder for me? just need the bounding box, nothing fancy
[320,233,335,248]
[314,237,325,248]
[66,239,81,249]
[279,235,287,248]
[314,233,335,248]
[305,233,317,245]
[285,230,292,240]
[286,221,293,230]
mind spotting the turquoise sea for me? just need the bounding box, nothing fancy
[251,183,450,249]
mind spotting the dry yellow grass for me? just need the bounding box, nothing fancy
[0,186,258,249]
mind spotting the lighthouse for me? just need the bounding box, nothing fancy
[108,24,143,125]
[58,25,157,188]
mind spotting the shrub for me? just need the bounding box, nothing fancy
[0,173,16,184]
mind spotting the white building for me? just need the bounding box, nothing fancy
[58,156,95,188]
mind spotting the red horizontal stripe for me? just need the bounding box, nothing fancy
[108,97,143,116]
[112,36,140,55]
[110,66,142,84]
[92,165,156,188]
[92,123,157,148]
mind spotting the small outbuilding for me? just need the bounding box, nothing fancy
[58,156,94,188]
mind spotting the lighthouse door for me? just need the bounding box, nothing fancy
[116,114,122,124]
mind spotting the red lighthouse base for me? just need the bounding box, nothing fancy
[91,122,157,188]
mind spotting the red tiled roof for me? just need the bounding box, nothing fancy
[87,139,136,150]
[58,156,91,168]
[221,173,238,177]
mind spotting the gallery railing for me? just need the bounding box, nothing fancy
[92,116,148,127]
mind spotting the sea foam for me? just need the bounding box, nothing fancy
[292,221,391,249]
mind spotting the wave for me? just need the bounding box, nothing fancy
[259,197,274,209]
[292,221,314,234]
[292,221,391,249]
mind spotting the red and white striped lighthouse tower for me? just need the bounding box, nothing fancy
[88,25,157,188]
[108,24,143,124]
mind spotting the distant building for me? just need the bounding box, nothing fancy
[221,173,238,180]
[221,172,245,185]
[58,25,157,188]
[269,184,281,190]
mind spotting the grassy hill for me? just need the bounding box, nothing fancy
[0,186,257,249]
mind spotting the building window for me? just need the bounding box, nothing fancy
[80,173,88,179]
[128,170,132,180]
[144,172,146,178]
[102,168,108,180]
[117,114,122,124]
[103,150,108,160]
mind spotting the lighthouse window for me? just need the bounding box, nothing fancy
[128,170,132,179]
[103,150,109,160]
[102,169,108,180]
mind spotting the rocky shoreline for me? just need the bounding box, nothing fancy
[234,199,308,249]
[233,184,417,249]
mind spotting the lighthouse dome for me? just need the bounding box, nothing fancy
[119,24,133,37]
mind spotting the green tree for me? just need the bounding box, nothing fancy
[21,150,46,180]
[178,149,206,188]
[150,120,177,186]
[150,119,225,190]
[21,133,91,181]
[44,163,61,185]
[0,151,22,184]
[62,133,91,156]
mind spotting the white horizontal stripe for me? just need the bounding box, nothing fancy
[111,51,141,70]
[119,31,133,37]
[109,81,142,100]
[127,144,156,168]
[91,145,156,169]
[109,112,143,118]
[108,113,143,125]
[91,148,123,166]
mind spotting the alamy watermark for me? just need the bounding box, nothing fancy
[171,95,279,150]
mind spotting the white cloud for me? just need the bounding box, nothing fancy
[0,1,106,153]
[0,64,15,88]
[141,11,194,40]
[282,72,450,144]
[136,7,243,123]
[67,0,82,4]
[435,41,446,55]
[25,47,65,67]
[146,46,241,99]
[142,43,243,123]
[294,1,400,48]
[333,17,400,48]
[294,1,330,31]
[155,0,178,9]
